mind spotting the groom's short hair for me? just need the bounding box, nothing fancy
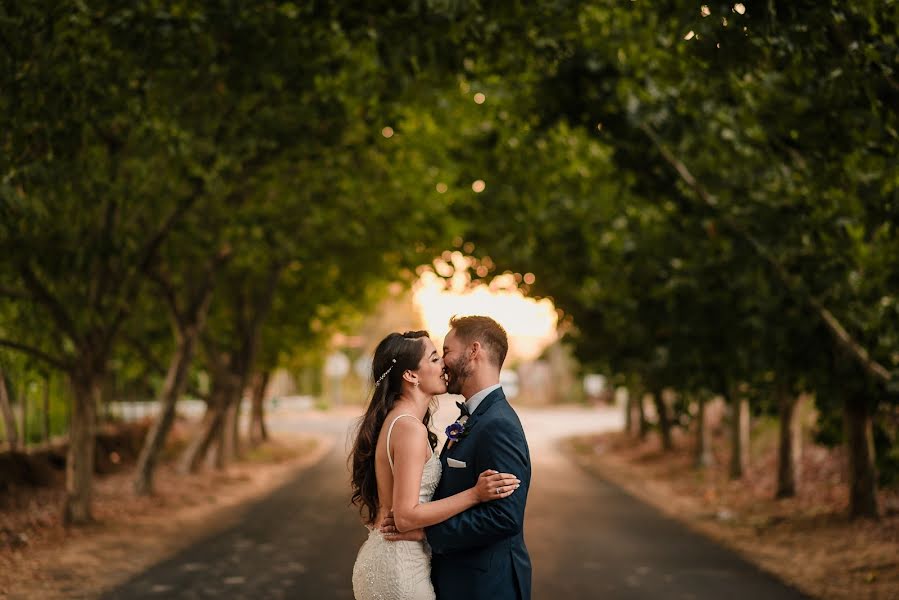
[449,315,508,368]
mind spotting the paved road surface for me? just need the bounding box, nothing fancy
[103,400,807,599]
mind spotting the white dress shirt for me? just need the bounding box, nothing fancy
[464,383,502,416]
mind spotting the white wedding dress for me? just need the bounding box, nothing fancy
[352,414,442,600]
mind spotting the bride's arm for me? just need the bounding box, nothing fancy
[390,419,519,533]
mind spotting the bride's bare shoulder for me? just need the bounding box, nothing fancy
[386,413,426,436]
[384,414,429,457]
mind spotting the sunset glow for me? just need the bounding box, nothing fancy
[412,252,558,363]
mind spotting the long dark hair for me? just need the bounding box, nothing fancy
[350,330,439,525]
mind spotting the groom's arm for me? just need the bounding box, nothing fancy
[425,418,530,554]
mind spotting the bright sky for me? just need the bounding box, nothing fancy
[412,252,559,363]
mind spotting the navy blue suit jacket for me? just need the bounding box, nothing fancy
[426,388,532,600]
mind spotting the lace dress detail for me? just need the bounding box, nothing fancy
[352,414,442,600]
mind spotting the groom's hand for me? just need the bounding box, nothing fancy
[379,510,425,542]
[380,510,397,534]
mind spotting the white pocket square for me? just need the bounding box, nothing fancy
[447,458,467,469]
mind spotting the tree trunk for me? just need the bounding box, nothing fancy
[190,262,281,472]
[178,395,226,474]
[63,375,99,526]
[729,392,750,480]
[249,371,270,445]
[206,369,244,471]
[134,332,199,495]
[845,394,879,519]
[623,387,633,434]
[695,394,713,469]
[232,394,242,458]
[653,389,672,451]
[135,256,219,492]
[208,409,226,470]
[208,391,240,470]
[42,375,51,443]
[0,369,19,450]
[775,385,802,498]
[20,383,28,447]
[637,391,650,440]
[221,397,239,467]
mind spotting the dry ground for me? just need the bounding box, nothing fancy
[0,428,330,600]
[564,424,899,600]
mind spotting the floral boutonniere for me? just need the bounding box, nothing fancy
[445,415,472,449]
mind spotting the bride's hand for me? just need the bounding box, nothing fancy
[474,469,521,503]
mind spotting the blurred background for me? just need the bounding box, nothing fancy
[0,2,897,598]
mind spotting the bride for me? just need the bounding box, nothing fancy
[350,330,520,600]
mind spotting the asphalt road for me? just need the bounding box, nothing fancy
[103,401,808,599]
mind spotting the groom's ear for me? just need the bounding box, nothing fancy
[470,341,481,360]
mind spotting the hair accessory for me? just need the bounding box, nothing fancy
[375,359,397,386]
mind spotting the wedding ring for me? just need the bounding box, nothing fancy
[496,486,502,494]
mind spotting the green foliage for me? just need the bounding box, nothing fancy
[0,353,70,444]
[376,1,898,482]
[0,0,896,489]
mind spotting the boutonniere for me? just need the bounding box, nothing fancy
[445,415,472,449]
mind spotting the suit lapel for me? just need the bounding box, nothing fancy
[438,436,451,458]
[465,387,505,431]
[441,388,505,456]
[471,387,505,417]
[435,389,506,501]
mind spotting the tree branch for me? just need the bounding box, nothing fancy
[184,246,232,327]
[122,336,208,400]
[90,198,120,311]
[240,262,285,375]
[19,263,81,344]
[249,262,285,337]
[0,287,34,301]
[121,334,167,375]
[150,266,183,330]
[104,197,200,347]
[0,338,69,371]
[201,333,231,384]
[639,122,893,386]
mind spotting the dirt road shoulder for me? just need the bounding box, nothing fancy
[563,432,898,600]
[1,433,332,600]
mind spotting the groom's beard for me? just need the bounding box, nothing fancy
[445,356,472,396]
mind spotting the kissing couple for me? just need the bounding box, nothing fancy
[350,315,532,599]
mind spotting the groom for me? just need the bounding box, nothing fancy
[383,315,532,599]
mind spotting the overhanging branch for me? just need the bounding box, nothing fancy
[639,122,893,387]
[105,197,200,347]
[19,263,81,344]
[0,338,70,371]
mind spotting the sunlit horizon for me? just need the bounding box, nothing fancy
[412,252,559,363]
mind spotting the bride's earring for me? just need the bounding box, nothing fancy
[414,381,420,388]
